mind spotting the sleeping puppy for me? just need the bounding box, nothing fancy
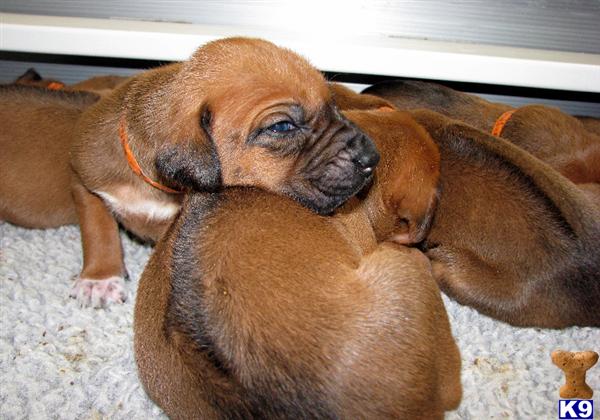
[0,82,377,230]
[13,68,67,90]
[494,106,600,185]
[411,110,600,328]
[364,80,600,185]
[69,37,379,307]
[134,109,461,419]
[0,82,374,231]
[1,71,126,227]
[0,85,100,227]
[13,67,128,95]
[363,80,512,131]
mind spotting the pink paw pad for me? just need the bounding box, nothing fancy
[70,276,127,308]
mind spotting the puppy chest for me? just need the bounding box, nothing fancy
[95,186,181,223]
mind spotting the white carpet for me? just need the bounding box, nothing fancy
[1,221,599,419]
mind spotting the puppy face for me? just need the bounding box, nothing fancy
[155,38,379,214]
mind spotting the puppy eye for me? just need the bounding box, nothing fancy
[267,121,297,134]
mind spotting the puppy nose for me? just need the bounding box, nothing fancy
[354,148,380,174]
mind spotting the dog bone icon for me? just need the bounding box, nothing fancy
[551,350,598,399]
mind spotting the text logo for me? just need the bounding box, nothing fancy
[558,400,594,419]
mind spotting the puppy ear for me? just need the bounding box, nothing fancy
[384,131,441,245]
[15,68,43,83]
[155,108,222,192]
[388,185,440,245]
[329,82,395,111]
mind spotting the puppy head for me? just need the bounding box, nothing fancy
[153,37,379,214]
[344,109,441,244]
[13,68,65,90]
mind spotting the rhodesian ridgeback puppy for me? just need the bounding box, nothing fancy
[134,109,461,419]
[0,85,100,227]
[1,72,127,227]
[410,110,600,328]
[68,37,379,307]
[13,68,67,90]
[0,81,375,231]
[364,80,600,186]
[13,67,128,95]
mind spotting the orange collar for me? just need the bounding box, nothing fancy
[47,81,66,90]
[491,109,516,137]
[118,118,182,194]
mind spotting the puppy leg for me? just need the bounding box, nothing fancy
[436,316,463,411]
[427,246,526,321]
[71,181,127,307]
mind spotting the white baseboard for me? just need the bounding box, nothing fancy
[2,12,599,93]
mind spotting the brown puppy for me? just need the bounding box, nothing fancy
[0,71,126,225]
[134,109,460,419]
[496,106,600,184]
[69,37,379,307]
[0,85,100,227]
[410,110,600,328]
[13,67,128,95]
[364,80,600,185]
[13,68,67,90]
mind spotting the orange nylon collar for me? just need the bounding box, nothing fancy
[491,109,517,137]
[47,82,66,90]
[118,117,182,194]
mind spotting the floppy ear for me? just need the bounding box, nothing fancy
[329,82,395,111]
[381,120,441,245]
[155,108,222,192]
[15,68,43,83]
[387,184,440,245]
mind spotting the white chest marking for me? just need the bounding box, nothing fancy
[96,190,180,221]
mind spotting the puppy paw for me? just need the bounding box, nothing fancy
[70,276,127,308]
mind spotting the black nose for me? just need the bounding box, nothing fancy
[356,152,379,170]
[353,143,380,174]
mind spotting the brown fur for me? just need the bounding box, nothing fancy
[0,71,128,229]
[499,106,600,184]
[13,68,65,89]
[13,68,128,95]
[0,85,100,227]
[411,110,600,328]
[364,80,600,185]
[577,116,600,136]
[67,37,379,306]
[68,75,129,95]
[134,109,460,419]
[327,84,440,242]
[329,82,395,111]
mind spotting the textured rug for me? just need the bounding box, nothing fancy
[1,221,598,419]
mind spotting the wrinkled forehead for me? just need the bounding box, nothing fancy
[186,39,331,114]
[214,78,329,119]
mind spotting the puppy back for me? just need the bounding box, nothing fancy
[0,84,100,109]
[137,188,459,418]
[414,110,600,326]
